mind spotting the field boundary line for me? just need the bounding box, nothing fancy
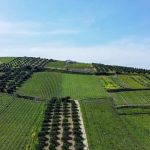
[107,88,150,93]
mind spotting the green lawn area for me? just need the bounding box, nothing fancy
[45,61,66,69]
[80,99,144,150]
[17,72,62,99]
[112,91,150,106]
[0,93,45,150]
[0,57,14,64]
[62,73,108,99]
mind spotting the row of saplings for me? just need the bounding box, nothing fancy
[36,97,85,150]
[0,58,49,93]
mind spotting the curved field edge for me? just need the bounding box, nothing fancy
[80,98,150,150]
[0,93,45,150]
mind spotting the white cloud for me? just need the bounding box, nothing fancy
[0,21,79,36]
[0,38,150,69]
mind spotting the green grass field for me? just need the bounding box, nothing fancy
[45,61,66,69]
[112,91,150,106]
[99,76,123,89]
[62,73,108,99]
[99,75,150,90]
[17,72,62,99]
[0,94,45,150]
[119,75,149,89]
[0,56,150,150]
[0,57,14,64]
[17,72,108,100]
[80,99,144,150]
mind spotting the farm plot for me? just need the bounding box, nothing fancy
[0,94,45,150]
[37,97,87,150]
[17,72,62,99]
[112,91,150,106]
[121,115,150,149]
[62,73,108,100]
[80,99,143,150]
[45,61,66,69]
[99,75,125,90]
[119,75,150,89]
[67,63,95,73]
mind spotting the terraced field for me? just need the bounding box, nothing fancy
[0,56,150,150]
[62,73,108,100]
[80,99,145,150]
[112,91,150,106]
[0,94,45,150]
[17,72,62,99]
[119,75,150,89]
[99,75,124,89]
[99,75,150,90]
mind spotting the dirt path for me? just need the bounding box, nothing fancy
[75,100,89,150]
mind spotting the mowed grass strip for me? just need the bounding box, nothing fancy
[17,72,62,99]
[62,73,108,100]
[112,91,150,106]
[0,94,45,150]
[80,99,144,150]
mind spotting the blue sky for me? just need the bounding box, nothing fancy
[0,0,150,69]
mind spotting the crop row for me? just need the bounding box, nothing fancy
[93,63,150,74]
[0,57,49,71]
[37,97,85,150]
[0,57,50,93]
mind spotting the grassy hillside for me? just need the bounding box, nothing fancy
[80,99,144,150]
[17,72,108,100]
[17,72,62,99]
[45,61,66,69]
[0,57,14,64]
[0,94,45,150]
[99,75,150,90]
[62,73,108,99]
[112,91,150,106]
[67,62,96,73]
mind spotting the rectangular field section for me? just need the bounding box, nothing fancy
[80,99,144,150]
[0,94,45,150]
[62,74,108,100]
[112,91,150,106]
[17,72,62,99]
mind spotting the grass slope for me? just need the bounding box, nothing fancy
[0,94,45,150]
[62,73,108,100]
[0,57,14,64]
[17,72,62,99]
[80,99,143,150]
[112,91,150,106]
[45,61,66,69]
